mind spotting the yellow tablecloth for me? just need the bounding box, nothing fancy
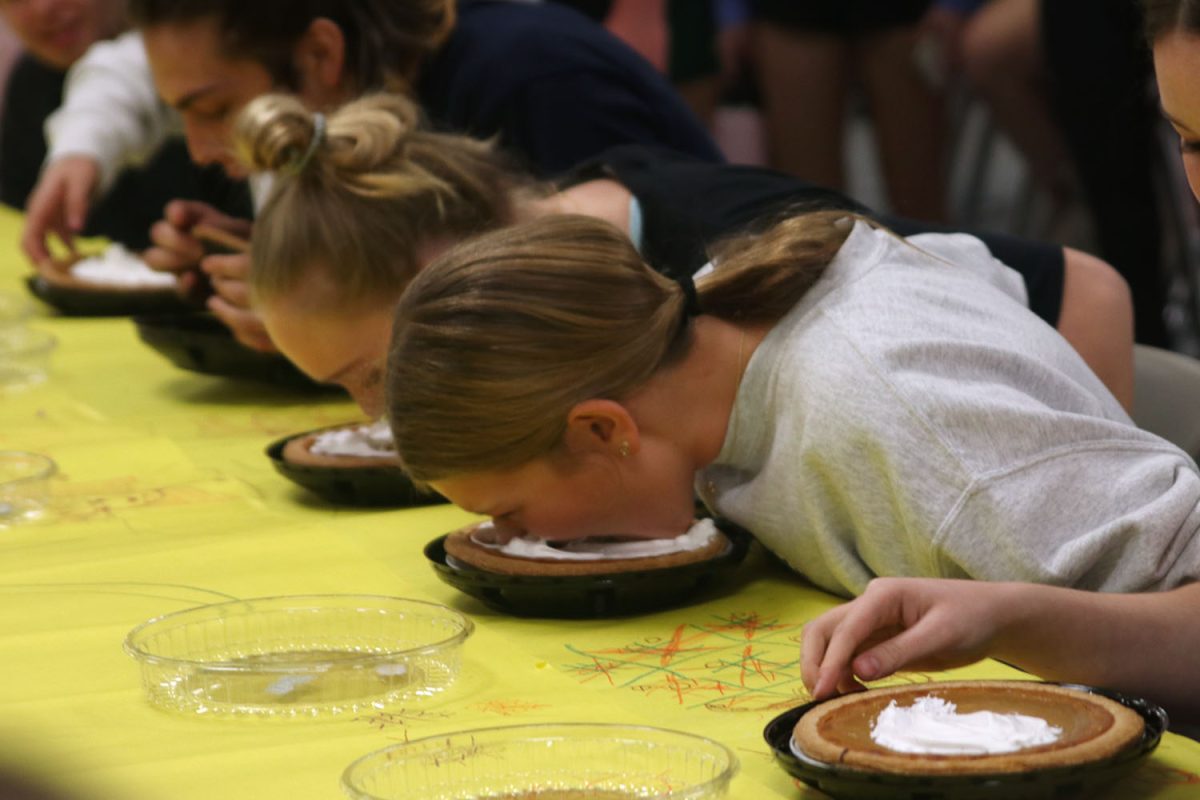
[1,207,1198,800]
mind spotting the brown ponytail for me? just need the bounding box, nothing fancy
[387,210,858,482]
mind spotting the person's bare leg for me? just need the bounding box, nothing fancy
[855,26,948,222]
[1057,247,1135,410]
[753,22,849,189]
[962,0,1074,199]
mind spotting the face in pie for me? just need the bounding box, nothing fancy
[442,519,732,577]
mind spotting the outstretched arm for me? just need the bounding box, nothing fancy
[801,577,1200,722]
[44,31,172,192]
[23,31,175,264]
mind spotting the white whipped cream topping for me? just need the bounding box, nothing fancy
[471,518,722,561]
[869,696,1062,755]
[310,420,396,458]
[70,244,178,288]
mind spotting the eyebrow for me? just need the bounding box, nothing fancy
[170,83,222,112]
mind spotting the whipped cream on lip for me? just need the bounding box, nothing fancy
[310,420,396,459]
[470,518,722,561]
[868,696,1063,755]
[69,244,179,289]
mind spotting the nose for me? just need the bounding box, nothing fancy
[184,124,214,165]
[183,122,242,176]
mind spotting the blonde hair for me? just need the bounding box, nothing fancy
[234,92,536,308]
[387,211,857,482]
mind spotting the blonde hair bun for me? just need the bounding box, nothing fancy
[234,92,424,182]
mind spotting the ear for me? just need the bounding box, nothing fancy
[293,18,349,105]
[563,399,641,458]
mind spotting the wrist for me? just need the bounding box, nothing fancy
[985,582,1048,657]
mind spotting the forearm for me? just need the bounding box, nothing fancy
[993,582,1200,721]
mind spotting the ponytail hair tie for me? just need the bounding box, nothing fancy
[288,112,326,175]
[676,273,702,318]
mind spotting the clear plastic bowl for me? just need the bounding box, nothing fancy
[0,291,33,328]
[123,595,474,718]
[0,327,56,388]
[0,451,56,526]
[342,723,739,799]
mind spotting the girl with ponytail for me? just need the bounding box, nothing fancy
[235,92,1133,415]
[385,211,1200,604]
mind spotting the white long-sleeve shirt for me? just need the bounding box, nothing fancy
[44,31,176,195]
[698,222,1200,597]
[43,30,275,210]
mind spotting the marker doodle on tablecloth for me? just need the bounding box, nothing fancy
[49,475,248,522]
[471,699,550,717]
[563,611,810,712]
[562,611,935,713]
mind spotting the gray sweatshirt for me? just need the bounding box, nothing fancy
[697,221,1200,597]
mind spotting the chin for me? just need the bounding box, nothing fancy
[219,161,249,180]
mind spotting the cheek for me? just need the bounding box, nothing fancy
[523,477,613,539]
[182,119,221,156]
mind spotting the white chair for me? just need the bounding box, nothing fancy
[1132,345,1200,458]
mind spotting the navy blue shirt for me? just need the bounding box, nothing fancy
[563,146,1065,325]
[417,0,723,176]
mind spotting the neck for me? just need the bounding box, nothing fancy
[515,179,633,235]
[624,316,767,469]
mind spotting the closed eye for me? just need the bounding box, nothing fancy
[1178,136,1200,154]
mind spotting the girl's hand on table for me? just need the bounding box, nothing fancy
[800,577,1023,701]
[20,154,101,265]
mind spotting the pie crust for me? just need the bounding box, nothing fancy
[793,680,1144,775]
[281,425,402,469]
[443,523,732,576]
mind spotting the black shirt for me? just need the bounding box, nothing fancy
[0,54,252,250]
[418,0,723,177]
[563,146,1065,325]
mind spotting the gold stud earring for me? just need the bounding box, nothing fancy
[618,441,631,458]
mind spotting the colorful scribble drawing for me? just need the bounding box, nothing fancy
[564,611,936,713]
[563,611,812,712]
